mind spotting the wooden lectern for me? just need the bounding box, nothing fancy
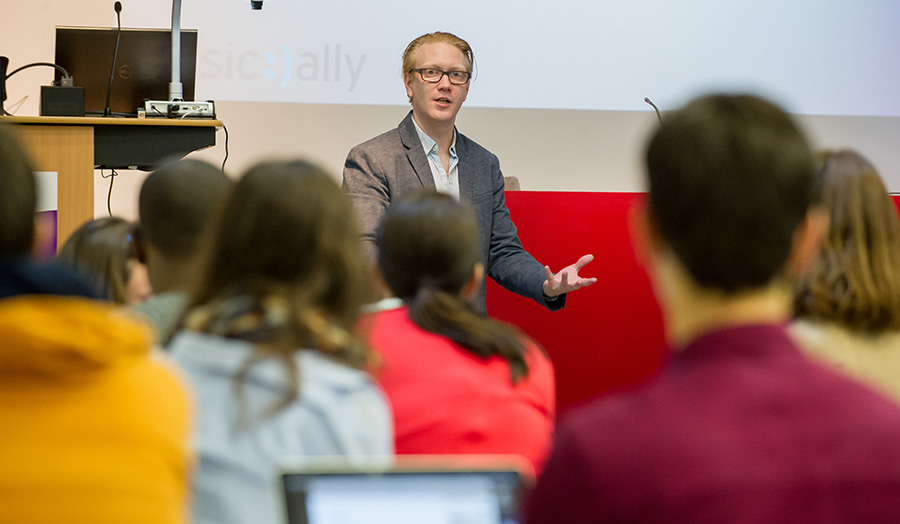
[0,115,221,247]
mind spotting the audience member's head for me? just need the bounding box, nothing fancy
[378,190,481,300]
[57,217,151,304]
[138,159,230,293]
[0,124,36,257]
[526,94,900,524]
[0,131,191,524]
[376,190,531,382]
[183,160,371,411]
[793,149,900,332]
[644,94,819,295]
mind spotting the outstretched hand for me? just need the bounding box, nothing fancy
[542,254,597,298]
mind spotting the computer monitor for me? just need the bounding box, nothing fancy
[280,457,530,524]
[54,26,197,116]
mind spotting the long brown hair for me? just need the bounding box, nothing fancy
[376,190,532,383]
[793,149,900,332]
[57,216,143,303]
[183,160,372,421]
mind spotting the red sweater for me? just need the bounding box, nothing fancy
[362,306,555,475]
[526,324,900,524]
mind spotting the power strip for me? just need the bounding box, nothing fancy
[143,100,216,119]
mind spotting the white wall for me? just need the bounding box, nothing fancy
[4,0,899,222]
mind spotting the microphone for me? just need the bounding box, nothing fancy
[644,97,662,124]
[250,0,263,9]
[103,1,123,117]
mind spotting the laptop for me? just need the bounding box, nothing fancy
[279,456,531,524]
[54,26,198,116]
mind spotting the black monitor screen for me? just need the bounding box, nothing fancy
[55,26,197,116]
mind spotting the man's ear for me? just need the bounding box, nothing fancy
[461,262,485,301]
[786,206,829,276]
[403,73,414,101]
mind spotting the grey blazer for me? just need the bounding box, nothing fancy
[343,111,564,312]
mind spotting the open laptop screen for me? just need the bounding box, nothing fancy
[54,27,197,116]
[282,466,526,524]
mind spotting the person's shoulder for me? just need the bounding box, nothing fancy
[522,340,555,380]
[350,126,403,151]
[297,349,382,394]
[455,129,495,160]
[168,330,255,378]
[557,383,653,438]
[0,256,99,300]
[344,127,405,175]
[347,114,413,158]
[131,291,189,322]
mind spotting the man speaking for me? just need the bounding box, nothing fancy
[343,31,595,312]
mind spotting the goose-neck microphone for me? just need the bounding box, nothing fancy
[644,97,662,124]
[103,1,123,117]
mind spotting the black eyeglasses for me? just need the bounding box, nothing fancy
[410,68,471,85]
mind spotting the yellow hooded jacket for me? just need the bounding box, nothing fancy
[0,295,193,524]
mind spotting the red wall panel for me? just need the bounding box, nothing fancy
[489,193,900,417]
[486,192,666,416]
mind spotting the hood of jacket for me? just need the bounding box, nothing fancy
[0,295,152,379]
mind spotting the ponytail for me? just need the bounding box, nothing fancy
[408,285,530,384]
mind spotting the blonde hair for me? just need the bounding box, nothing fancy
[401,31,474,75]
[793,149,900,332]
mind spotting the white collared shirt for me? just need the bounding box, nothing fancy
[412,118,460,200]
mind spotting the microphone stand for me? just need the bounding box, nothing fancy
[147,0,261,118]
[104,1,123,117]
[170,0,261,100]
[169,0,183,102]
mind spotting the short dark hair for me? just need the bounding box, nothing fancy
[377,190,532,383]
[0,124,36,255]
[378,190,480,299]
[645,94,816,293]
[139,159,230,258]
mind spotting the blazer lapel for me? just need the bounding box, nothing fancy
[455,129,475,204]
[398,111,436,189]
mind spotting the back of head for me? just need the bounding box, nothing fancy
[645,94,816,293]
[139,159,230,259]
[794,150,900,332]
[191,160,370,359]
[57,216,141,303]
[376,190,530,383]
[377,190,480,299]
[0,124,36,256]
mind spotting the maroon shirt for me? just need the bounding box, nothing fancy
[526,324,900,524]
